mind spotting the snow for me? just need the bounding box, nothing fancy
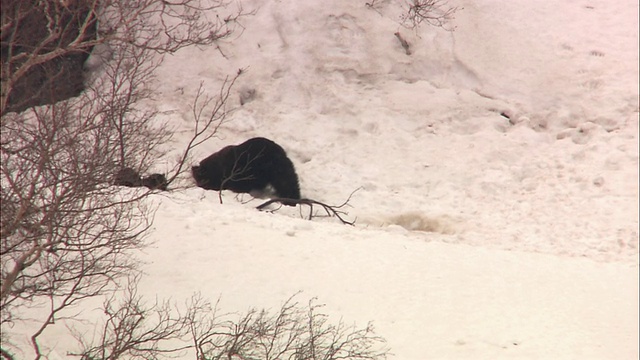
[11,0,640,359]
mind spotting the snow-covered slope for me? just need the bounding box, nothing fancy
[146,0,640,358]
[14,0,640,359]
[154,0,638,264]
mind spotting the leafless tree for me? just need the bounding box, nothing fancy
[0,0,246,358]
[70,290,388,359]
[168,73,243,193]
[364,0,459,31]
[400,0,458,30]
[186,293,389,360]
[69,274,191,359]
[0,92,156,357]
[1,0,247,115]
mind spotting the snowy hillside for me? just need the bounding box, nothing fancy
[153,0,638,263]
[12,0,640,359]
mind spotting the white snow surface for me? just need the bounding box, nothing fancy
[13,0,640,359]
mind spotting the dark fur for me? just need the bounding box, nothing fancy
[142,174,168,191]
[114,167,168,191]
[114,167,142,187]
[192,137,301,205]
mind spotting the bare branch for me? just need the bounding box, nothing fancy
[1,1,248,356]
[394,32,411,55]
[364,0,459,31]
[1,0,251,115]
[256,188,362,226]
[165,69,244,190]
[400,0,459,31]
[69,274,191,359]
[186,293,388,360]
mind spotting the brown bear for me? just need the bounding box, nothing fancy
[142,173,168,191]
[192,137,301,205]
[114,167,168,191]
[113,167,142,187]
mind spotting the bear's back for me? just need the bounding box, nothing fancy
[234,137,287,160]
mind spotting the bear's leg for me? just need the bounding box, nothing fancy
[268,157,301,206]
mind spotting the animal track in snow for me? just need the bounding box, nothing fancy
[363,212,460,235]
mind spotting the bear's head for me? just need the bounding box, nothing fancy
[192,165,224,190]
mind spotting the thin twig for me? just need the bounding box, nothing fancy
[256,188,362,225]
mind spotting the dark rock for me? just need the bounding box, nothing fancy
[1,0,98,114]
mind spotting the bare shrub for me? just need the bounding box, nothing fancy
[365,0,459,31]
[69,274,191,359]
[0,97,155,336]
[188,293,389,360]
[167,73,243,192]
[1,0,247,115]
[0,1,246,357]
[71,287,389,360]
[400,0,459,30]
